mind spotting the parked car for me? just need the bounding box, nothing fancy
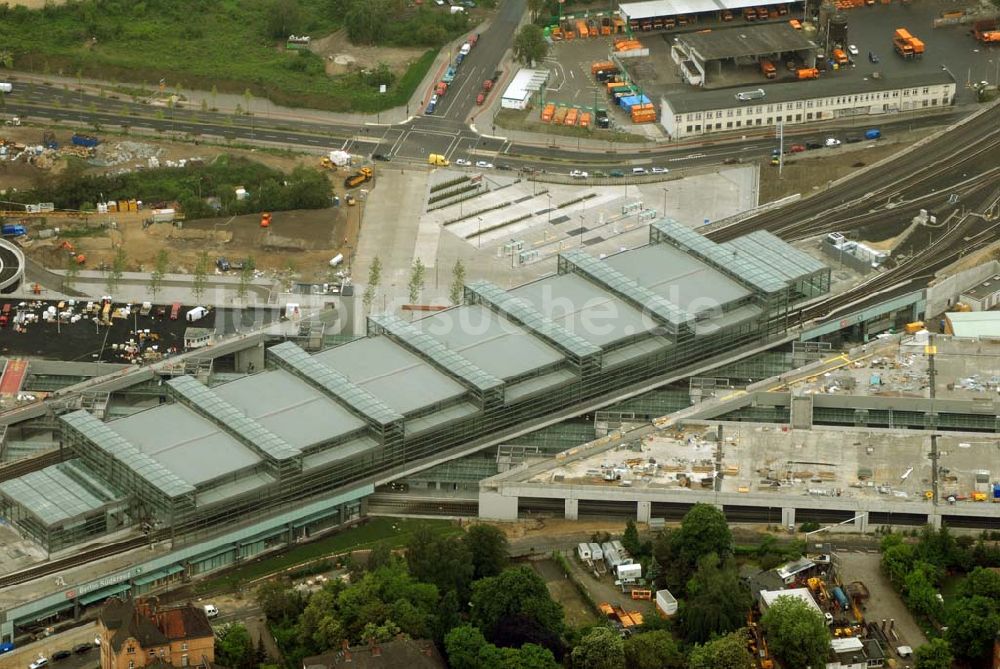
[805,141,822,150]
[610,169,625,177]
[51,651,72,662]
[454,158,471,166]
[496,163,513,171]
[73,644,92,655]
[847,44,859,56]
[216,257,230,271]
[631,167,648,175]
[825,137,842,147]
[204,604,219,619]
[650,167,669,174]
[372,153,391,161]
[845,135,863,143]
[29,657,48,669]
[569,170,589,178]
[789,144,806,153]
[474,160,494,169]
[868,51,879,63]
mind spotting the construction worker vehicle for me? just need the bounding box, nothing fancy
[761,59,777,78]
[344,167,373,188]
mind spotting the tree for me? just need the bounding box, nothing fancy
[761,595,830,669]
[406,525,474,601]
[193,251,210,301]
[882,541,916,588]
[363,255,382,312]
[470,566,564,652]
[622,630,683,669]
[622,520,641,560]
[680,554,751,643]
[367,541,392,571]
[449,259,466,305]
[215,623,255,669]
[945,596,1000,661]
[64,256,80,290]
[237,256,256,301]
[106,247,127,292]
[903,564,943,620]
[408,258,425,305]
[914,638,953,669]
[256,579,307,623]
[958,565,1000,601]
[445,625,489,669]
[687,630,754,669]
[464,524,509,580]
[675,503,732,567]
[527,0,547,21]
[571,627,625,669]
[297,585,346,652]
[513,25,548,66]
[149,249,168,299]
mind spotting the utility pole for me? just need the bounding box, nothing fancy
[927,333,939,505]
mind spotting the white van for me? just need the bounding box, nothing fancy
[186,306,209,322]
[632,167,647,175]
[203,604,219,619]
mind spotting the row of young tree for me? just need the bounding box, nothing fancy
[64,247,258,301]
[881,526,1000,666]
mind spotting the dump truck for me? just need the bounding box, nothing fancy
[592,60,616,74]
[427,154,450,167]
[344,166,373,188]
[832,48,849,65]
[540,103,556,122]
[893,28,922,58]
[760,59,776,78]
[564,108,579,126]
[797,67,820,79]
[972,19,1000,43]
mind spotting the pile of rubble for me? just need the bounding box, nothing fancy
[88,141,165,167]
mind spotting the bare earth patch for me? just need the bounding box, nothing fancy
[308,29,429,77]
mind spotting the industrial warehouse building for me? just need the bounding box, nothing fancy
[618,0,803,32]
[501,68,550,110]
[660,70,955,138]
[0,220,830,554]
[671,23,819,86]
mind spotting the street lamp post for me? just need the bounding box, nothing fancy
[661,187,669,218]
[478,217,483,249]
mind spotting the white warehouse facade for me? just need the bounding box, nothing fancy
[660,71,955,139]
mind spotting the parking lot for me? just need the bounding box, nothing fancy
[624,0,1000,102]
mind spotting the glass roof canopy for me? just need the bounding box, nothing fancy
[0,461,120,525]
[369,313,504,393]
[61,410,195,498]
[267,341,404,427]
[560,248,694,330]
[465,280,601,360]
[651,219,789,294]
[166,376,302,461]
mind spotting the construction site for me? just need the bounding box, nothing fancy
[0,125,362,284]
[479,333,1000,530]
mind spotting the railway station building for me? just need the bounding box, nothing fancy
[0,221,830,554]
[660,70,956,138]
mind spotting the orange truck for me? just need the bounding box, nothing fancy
[591,60,616,74]
[796,67,819,79]
[893,28,922,57]
[832,48,849,64]
[540,103,555,122]
[972,19,1000,42]
[564,108,579,126]
[579,112,591,128]
[577,20,589,38]
[760,59,776,78]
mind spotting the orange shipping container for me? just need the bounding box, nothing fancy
[591,60,616,74]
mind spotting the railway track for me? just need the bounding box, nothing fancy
[709,104,1000,243]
